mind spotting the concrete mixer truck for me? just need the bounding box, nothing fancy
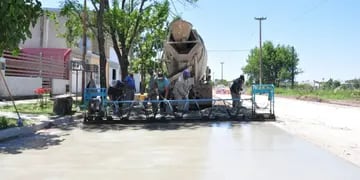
[162,19,212,108]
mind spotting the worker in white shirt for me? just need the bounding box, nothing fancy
[173,69,194,111]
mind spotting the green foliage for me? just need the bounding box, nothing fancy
[130,1,170,91]
[243,41,302,87]
[59,0,198,83]
[345,78,360,89]
[216,79,230,86]
[0,0,42,56]
[59,0,97,47]
[322,78,341,90]
[276,86,360,101]
[0,116,32,129]
[0,116,17,129]
[0,102,54,115]
[106,0,198,79]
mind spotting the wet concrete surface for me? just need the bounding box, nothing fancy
[1,121,360,180]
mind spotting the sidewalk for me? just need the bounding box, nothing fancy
[0,99,82,141]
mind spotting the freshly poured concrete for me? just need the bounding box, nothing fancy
[1,122,360,180]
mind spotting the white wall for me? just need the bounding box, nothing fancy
[108,60,120,85]
[52,79,69,95]
[0,77,42,97]
[134,73,141,93]
[110,47,141,92]
[20,10,67,49]
[71,71,83,94]
[109,47,122,80]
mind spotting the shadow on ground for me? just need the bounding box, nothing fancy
[77,105,273,133]
[0,128,69,154]
[79,120,250,133]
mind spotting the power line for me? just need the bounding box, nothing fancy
[293,0,329,22]
[170,0,179,16]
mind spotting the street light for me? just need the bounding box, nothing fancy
[212,72,215,82]
[255,17,267,84]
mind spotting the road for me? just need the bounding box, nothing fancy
[1,120,360,179]
[273,96,360,167]
[216,91,360,167]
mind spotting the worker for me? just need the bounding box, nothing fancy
[155,72,170,113]
[108,80,125,101]
[86,76,97,99]
[230,75,245,108]
[147,69,158,112]
[173,69,194,111]
[124,73,135,101]
[86,77,97,88]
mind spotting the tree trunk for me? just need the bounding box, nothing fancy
[291,67,295,88]
[291,47,295,89]
[53,96,73,115]
[120,47,129,80]
[97,0,107,88]
[105,0,128,81]
[140,67,145,94]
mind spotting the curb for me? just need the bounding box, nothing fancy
[0,113,84,142]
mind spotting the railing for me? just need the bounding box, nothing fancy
[251,84,275,115]
[2,50,68,79]
[83,88,245,121]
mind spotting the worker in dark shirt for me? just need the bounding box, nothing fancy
[230,75,245,108]
[124,73,135,101]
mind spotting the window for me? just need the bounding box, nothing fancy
[112,69,116,80]
[0,62,5,70]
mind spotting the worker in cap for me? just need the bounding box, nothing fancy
[155,71,170,113]
[147,69,158,112]
[173,69,194,111]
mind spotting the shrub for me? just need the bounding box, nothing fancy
[0,116,17,129]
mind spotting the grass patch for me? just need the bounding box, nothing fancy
[0,116,32,130]
[276,88,360,101]
[0,100,80,116]
[0,101,54,115]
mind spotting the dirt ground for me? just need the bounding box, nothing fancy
[271,97,360,167]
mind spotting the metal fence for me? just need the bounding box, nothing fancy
[2,49,70,80]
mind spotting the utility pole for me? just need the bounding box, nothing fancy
[81,0,87,103]
[212,72,215,82]
[220,62,224,80]
[255,17,266,84]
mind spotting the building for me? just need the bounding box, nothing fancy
[0,8,127,98]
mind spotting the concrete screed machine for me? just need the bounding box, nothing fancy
[83,19,275,122]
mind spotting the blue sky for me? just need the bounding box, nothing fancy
[41,0,360,82]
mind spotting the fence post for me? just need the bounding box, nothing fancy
[39,52,43,77]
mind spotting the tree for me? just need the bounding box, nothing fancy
[60,0,108,88]
[105,0,198,80]
[60,0,198,88]
[242,41,302,87]
[94,0,107,88]
[346,78,360,89]
[0,0,42,56]
[322,78,341,89]
[130,1,170,93]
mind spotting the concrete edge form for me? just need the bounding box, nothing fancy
[0,113,83,142]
